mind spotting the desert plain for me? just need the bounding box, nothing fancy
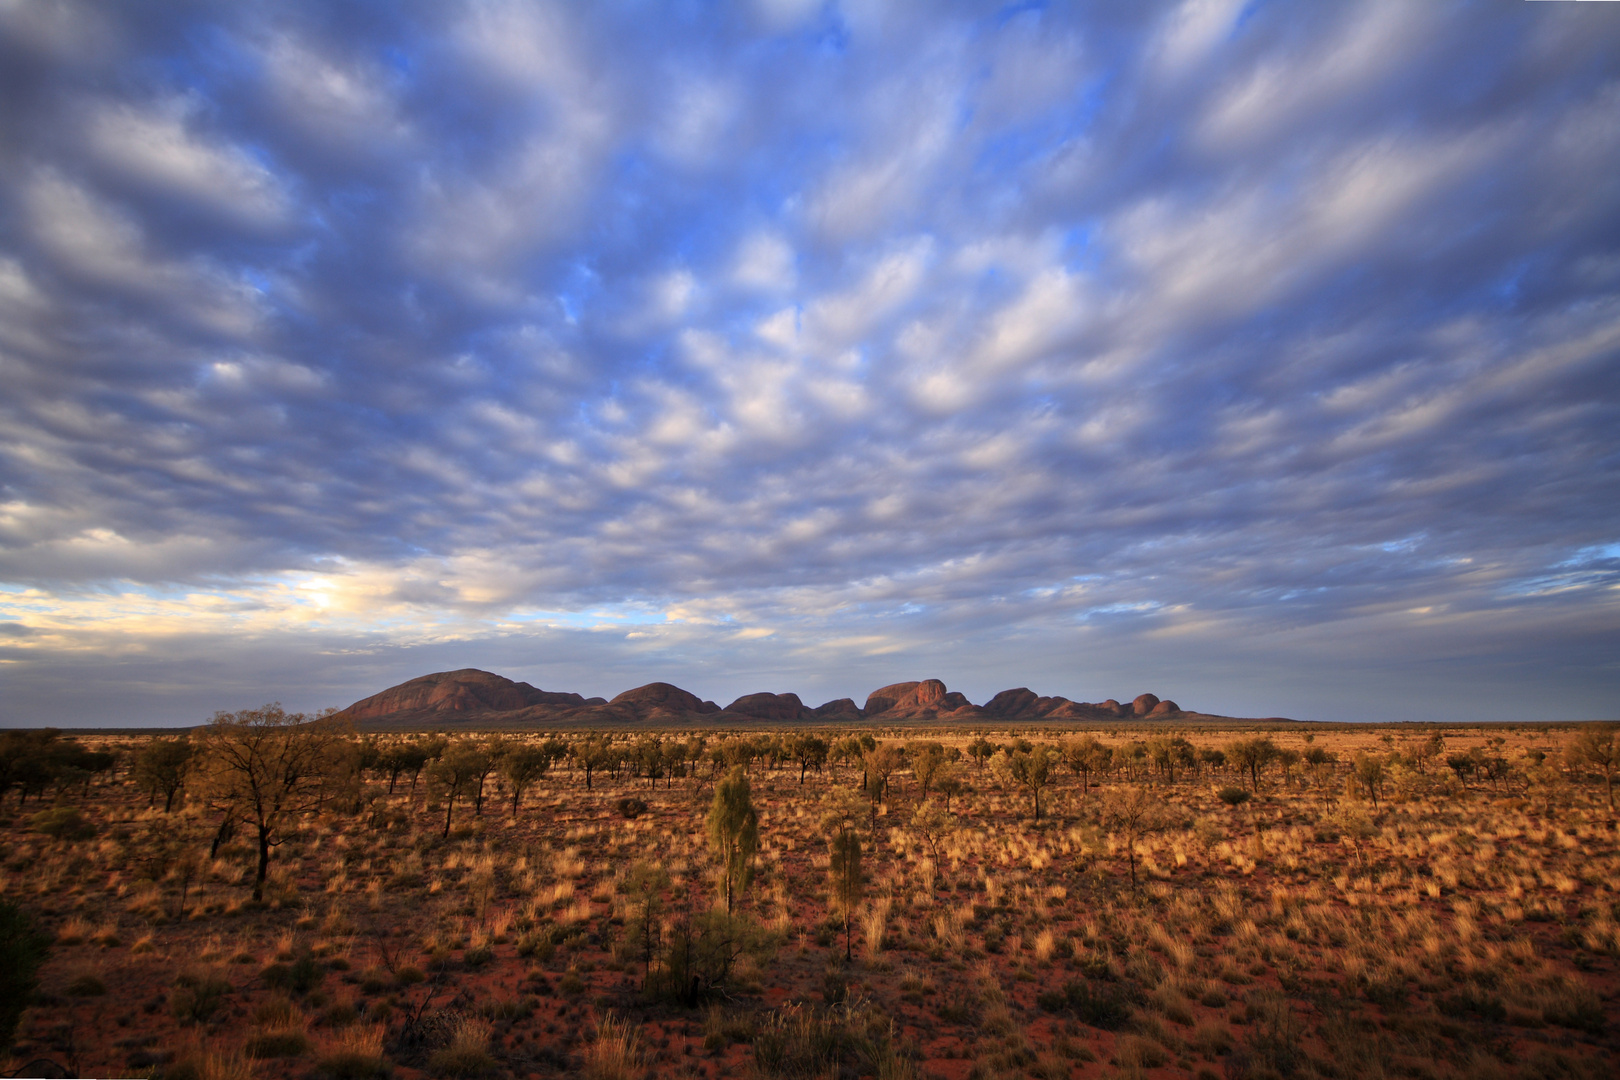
[1,678,1617,1080]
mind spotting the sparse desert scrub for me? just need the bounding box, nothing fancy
[314,1024,388,1080]
[425,1016,495,1078]
[583,1012,642,1080]
[2,722,1617,1078]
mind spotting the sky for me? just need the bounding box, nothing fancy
[1,0,1618,728]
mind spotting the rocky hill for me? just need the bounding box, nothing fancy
[332,669,1260,729]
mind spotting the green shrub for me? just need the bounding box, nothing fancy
[475,996,537,1021]
[515,930,555,962]
[1036,979,1137,1030]
[316,1025,390,1080]
[358,967,391,994]
[30,806,97,842]
[322,1001,360,1027]
[0,901,51,1051]
[263,952,326,996]
[170,970,233,1024]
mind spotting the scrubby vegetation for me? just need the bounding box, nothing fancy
[0,717,1616,1078]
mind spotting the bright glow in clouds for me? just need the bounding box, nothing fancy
[1,2,1618,725]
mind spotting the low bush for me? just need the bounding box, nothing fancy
[316,1024,390,1080]
[426,1016,496,1078]
[30,806,97,842]
[263,952,326,996]
[170,970,233,1024]
[1035,979,1137,1030]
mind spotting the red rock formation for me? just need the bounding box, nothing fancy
[610,682,719,714]
[338,669,587,722]
[336,668,1221,729]
[984,688,1041,717]
[813,698,863,722]
[863,679,949,718]
[724,692,810,721]
[984,688,1101,720]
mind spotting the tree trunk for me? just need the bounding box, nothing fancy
[443,792,455,838]
[254,826,272,903]
[210,813,236,859]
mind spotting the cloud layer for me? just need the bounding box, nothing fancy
[2,1,1618,725]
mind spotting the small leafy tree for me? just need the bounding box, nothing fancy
[863,743,906,823]
[376,740,432,794]
[134,737,195,812]
[624,861,671,990]
[632,735,665,787]
[707,766,759,915]
[196,705,351,902]
[469,738,504,815]
[1567,725,1617,811]
[1101,784,1165,896]
[576,736,616,791]
[1352,752,1387,807]
[501,744,553,813]
[992,744,1057,821]
[910,797,952,866]
[1226,737,1279,791]
[820,787,866,962]
[909,741,947,799]
[1062,735,1108,796]
[829,830,863,963]
[966,737,996,773]
[790,735,829,784]
[428,740,492,837]
[1303,746,1336,785]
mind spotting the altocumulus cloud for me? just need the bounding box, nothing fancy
[1,1,1618,726]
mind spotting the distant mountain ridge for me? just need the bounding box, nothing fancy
[333,668,1284,728]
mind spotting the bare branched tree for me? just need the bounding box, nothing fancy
[197,704,351,902]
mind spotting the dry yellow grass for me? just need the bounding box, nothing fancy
[1,723,1615,1079]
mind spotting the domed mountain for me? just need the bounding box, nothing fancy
[336,669,591,725]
